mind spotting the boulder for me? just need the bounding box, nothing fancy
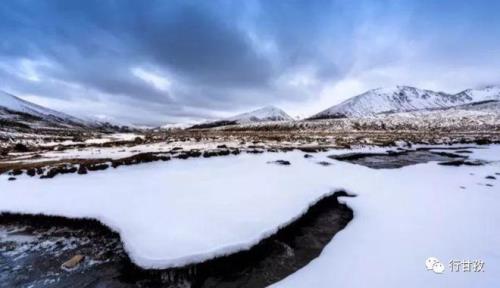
[268,160,291,166]
[61,255,85,270]
[13,143,29,152]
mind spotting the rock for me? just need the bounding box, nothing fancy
[61,255,85,270]
[486,175,496,180]
[304,154,313,158]
[26,169,36,177]
[247,149,264,154]
[217,150,230,156]
[40,168,58,179]
[87,163,109,171]
[248,145,266,149]
[77,165,88,175]
[8,177,16,181]
[187,150,202,157]
[203,151,218,158]
[462,160,488,166]
[317,161,332,166]
[298,147,325,153]
[175,150,202,159]
[475,138,491,145]
[217,144,228,149]
[10,169,23,176]
[268,160,291,166]
[438,160,463,166]
[62,166,78,174]
[40,165,78,179]
[438,159,487,167]
[112,153,169,167]
[175,153,190,159]
[13,143,29,152]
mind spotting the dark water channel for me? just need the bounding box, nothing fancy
[328,147,476,169]
[0,192,353,288]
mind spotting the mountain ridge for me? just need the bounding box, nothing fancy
[227,105,293,123]
[0,90,90,129]
[190,105,293,129]
[0,90,130,132]
[310,85,500,119]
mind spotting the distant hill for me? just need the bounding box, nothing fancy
[0,90,90,130]
[190,106,293,129]
[0,90,130,132]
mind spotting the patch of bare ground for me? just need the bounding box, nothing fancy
[2,124,500,180]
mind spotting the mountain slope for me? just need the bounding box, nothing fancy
[227,106,293,123]
[311,85,500,119]
[191,106,293,129]
[455,86,500,102]
[0,90,87,129]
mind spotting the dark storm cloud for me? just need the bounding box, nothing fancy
[0,0,303,124]
[1,0,499,124]
[0,1,275,94]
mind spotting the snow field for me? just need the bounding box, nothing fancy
[0,145,499,288]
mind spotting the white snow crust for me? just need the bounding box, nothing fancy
[273,146,500,288]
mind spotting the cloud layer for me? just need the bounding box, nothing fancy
[1,0,499,124]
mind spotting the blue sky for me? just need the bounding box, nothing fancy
[1,0,499,124]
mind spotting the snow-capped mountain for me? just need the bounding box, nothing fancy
[190,106,293,129]
[160,122,195,130]
[455,86,500,102]
[311,85,500,119]
[0,90,88,129]
[227,105,293,123]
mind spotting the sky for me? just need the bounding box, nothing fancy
[1,0,499,125]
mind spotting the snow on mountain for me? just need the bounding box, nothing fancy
[160,122,194,130]
[0,90,87,129]
[1,91,75,120]
[190,105,293,129]
[227,105,294,123]
[311,85,500,119]
[456,85,500,102]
